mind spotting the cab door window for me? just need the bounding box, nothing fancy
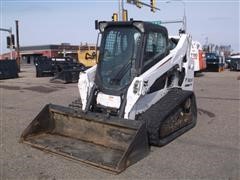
[143,31,167,71]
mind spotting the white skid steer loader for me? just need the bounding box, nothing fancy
[20,21,197,174]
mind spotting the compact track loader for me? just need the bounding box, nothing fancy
[20,21,197,173]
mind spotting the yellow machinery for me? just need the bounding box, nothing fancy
[77,43,98,68]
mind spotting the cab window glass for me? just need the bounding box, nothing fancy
[144,32,167,67]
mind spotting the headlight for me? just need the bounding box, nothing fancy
[133,80,141,94]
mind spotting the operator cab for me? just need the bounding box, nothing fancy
[96,21,169,94]
[91,21,169,116]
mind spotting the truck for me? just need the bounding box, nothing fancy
[205,52,225,72]
[190,41,206,73]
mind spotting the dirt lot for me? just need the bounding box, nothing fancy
[0,65,239,179]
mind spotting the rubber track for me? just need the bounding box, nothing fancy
[68,98,82,110]
[138,88,196,146]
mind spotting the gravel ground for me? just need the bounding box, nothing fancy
[0,65,239,179]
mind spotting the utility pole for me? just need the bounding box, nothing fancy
[9,28,13,59]
[182,0,187,32]
[15,20,20,71]
[118,0,124,21]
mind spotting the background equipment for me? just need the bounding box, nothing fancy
[0,59,18,80]
[191,41,206,73]
[77,44,98,68]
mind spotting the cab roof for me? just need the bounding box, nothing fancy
[98,20,168,35]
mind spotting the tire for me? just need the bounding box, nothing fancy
[138,88,197,147]
[36,70,42,77]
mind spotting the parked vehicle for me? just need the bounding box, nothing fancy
[34,56,55,77]
[229,55,240,71]
[225,57,232,68]
[205,53,224,72]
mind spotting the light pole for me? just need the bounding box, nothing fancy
[15,20,21,71]
[166,0,187,32]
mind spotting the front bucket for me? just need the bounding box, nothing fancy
[50,69,81,83]
[20,104,149,173]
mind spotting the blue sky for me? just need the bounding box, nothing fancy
[0,0,239,54]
